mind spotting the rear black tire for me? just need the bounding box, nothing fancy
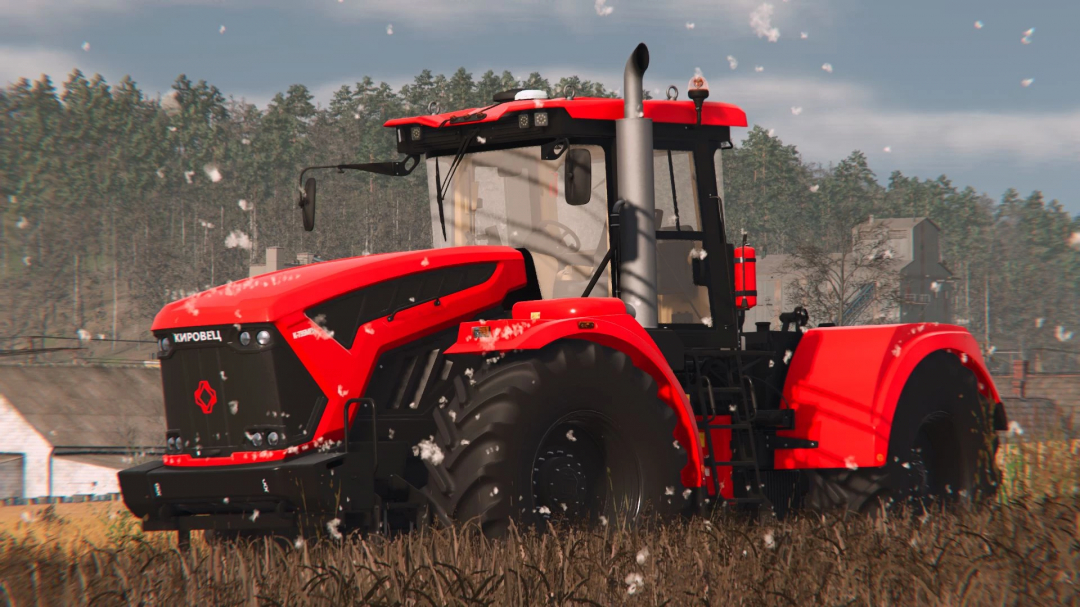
[805,350,999,514]
[420,341,690,537]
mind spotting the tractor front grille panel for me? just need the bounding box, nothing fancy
[158,328,325,457]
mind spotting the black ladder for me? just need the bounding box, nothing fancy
[690,349,772,508]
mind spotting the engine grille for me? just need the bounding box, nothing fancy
[157,325,325,457]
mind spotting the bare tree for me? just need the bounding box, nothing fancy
[786,218,900,326]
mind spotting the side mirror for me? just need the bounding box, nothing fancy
[300,177,316,231]
[564,148,592,206]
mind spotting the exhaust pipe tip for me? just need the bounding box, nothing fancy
[624,43,650,119]
[630,42,649,75]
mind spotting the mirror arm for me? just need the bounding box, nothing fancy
[297,154,421,190]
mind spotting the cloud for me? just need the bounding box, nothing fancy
[0,45,85,86]
[717,76,1080,169]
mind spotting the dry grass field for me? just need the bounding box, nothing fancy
[0,441,1076,606]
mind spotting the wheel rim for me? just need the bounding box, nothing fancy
[531,411,641,522]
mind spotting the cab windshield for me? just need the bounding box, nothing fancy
[426,145,610,299]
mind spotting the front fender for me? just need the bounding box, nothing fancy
[777,323,1001,470]
[445,298,704,488]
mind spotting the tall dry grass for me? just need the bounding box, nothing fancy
[0,442,1075,606]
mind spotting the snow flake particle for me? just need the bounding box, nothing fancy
[464,367,474,379]
[183,170,194,183]
[408,401,418,409]
[1036,317,1045,328]
[238,199,253,211]
[783,350,793,364]
[892,344,902,357]
[974,20,983,29]
[636,547,649,564]
[386,24,393,35]
[224,230,252,250]
[682,488,692,500]
[337,385,349,398]
[1021,78,1034,87]
[490,486,499,497]
[791,106,802,116]
[82,42,91,52]
[664,486,675,496]
[420,257,430,267]
[326,518,343,540]
[701,316,713,327]
[625,573,644,595]
[800,31,808,39]
[220,371,227,381]
[203,164,223,183]
[673,440,681,450]
[294,537,305,549]
[810,184,820,193]
[460,438,470,446]
[685,21,695,30]
[249,509,260,522]
[822,63,834,73]
[764,531,776,549]
[476,135,486,144]
[449,410,457,422]
[1021,27,1034,44]
[727,55,738,70]
[229,400,239,415]
[1055,326,1073,342]
[594,0,613,17]
[754,66,764,73]
[750,3,780,42]
[844,456,858,470]
[600,515,608,526]
[538,505,551,515]
[219,25,226,34]
[883,146,892,153]
[1067,232,1080,250]
[560,502,568,511]
[566,429,577,442]
[414,437,445,465]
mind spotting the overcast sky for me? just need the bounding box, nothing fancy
[3,0,1078,215]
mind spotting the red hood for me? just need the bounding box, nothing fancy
[152,246,523,331]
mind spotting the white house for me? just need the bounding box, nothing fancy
[0,365,165,499]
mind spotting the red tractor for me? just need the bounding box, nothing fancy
[120,44,1007,541]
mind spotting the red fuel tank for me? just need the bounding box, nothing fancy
[734,245,757,309]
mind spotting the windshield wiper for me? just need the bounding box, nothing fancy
[434,128,481,241]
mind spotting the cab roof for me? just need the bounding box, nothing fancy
[383,97,748,129]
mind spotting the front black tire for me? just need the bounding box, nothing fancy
[420,341,689,537]
[805,350,1000,514]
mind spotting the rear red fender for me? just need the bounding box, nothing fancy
[776,323,1001,470]
[445,298,704,488]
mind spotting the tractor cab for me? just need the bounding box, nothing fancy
[299,63,749,347]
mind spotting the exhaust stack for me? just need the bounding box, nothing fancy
[616,43,658,327]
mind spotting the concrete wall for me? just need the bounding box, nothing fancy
[50,457,120,496]
[0,395,53,498]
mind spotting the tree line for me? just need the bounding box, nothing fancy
[1,68,1077,370]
